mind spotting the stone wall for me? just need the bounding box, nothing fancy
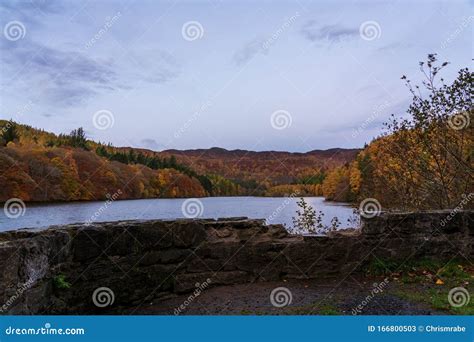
[0,210,472,314]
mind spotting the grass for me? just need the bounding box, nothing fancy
[366,258,400,276]
[241,258,472,315]
[284,301,340,315]
[437,262,471,280]
[366,258,471,281]
[240,303,340,315]
[395,287,474,315]
[317,304,339,315]
[400,274,425,284]
[368,258,473,315]
[53,274,71,290]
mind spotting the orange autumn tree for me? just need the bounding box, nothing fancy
[352,55,473,210]
[322,166,355,202]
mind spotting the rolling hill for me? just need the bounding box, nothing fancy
[0,120,359,201]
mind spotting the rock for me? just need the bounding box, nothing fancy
[173,222,206,247]
[174,271,253,293]
[0,211,472,314]
[139,249,192,265]
[72,226,108,261]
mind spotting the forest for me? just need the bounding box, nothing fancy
[0,121,355,202]
[0,55,472,210]
[322,55,472,210]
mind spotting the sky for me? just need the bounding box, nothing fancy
[0,0,472,152]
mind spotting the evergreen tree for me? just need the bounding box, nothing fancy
[1,120,19,146]
[68,127,88,149]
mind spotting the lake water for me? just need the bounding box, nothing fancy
[0,196,355,232]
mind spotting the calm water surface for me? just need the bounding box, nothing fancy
[0,196,355,232]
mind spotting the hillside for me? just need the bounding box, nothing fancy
[160,147,359,195]
[0,120,359,201]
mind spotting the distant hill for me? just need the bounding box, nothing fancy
[0,120,360,201]
[160,147,359,192]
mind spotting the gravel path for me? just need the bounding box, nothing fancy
[125,277,441,315]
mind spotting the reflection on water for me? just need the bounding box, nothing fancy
[0,196,355,232]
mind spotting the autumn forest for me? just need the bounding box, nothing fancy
[1,56,472,211]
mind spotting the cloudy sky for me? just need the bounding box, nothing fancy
[0,0,472,152]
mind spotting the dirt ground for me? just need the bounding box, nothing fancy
[122,276,451,315]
